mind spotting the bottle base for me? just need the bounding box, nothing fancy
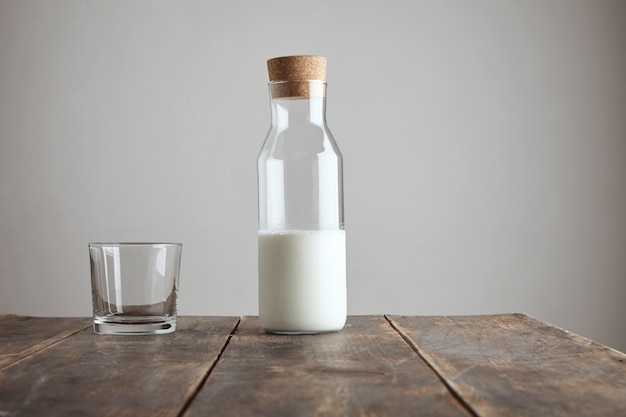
[264,328,344,335]
[259,316,347,335]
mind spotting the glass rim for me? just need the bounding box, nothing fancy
[88,242,182,247]
[268,80,326,85]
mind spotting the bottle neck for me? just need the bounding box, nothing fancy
[269,81,327,129]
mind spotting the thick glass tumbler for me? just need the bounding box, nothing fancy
[89,243,182,335]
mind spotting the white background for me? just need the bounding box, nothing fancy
[1,1,625,351]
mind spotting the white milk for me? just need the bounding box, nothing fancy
[258,229,346,333]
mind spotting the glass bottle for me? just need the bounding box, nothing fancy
[257,55,346,333]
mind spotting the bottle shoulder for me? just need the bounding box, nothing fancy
[259,124,341,161]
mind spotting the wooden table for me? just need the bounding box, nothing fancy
[1,314,625,416]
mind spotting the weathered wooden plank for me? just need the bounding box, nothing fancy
[185,315,473,417]
[0,316,239,417]
[0,315,91,368]
[388,314,626,417]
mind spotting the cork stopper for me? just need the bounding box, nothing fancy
[267,55,327,98]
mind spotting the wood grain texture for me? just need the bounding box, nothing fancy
[388,314,626,417]
[185,315,473,417]
[0,315,91,368]
[0,316,239,417]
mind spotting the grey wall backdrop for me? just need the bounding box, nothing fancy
[1,1,625,351]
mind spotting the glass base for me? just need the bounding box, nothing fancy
[93,316,177,335]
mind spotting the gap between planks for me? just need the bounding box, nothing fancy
[384,315,481,417]
[0,322,92,371]
[177,316,242,417]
